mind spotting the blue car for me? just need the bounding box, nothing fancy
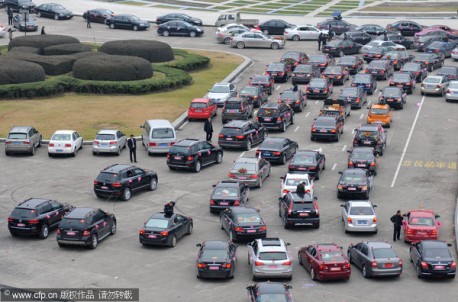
[351,73,377,95]
[425,41,456,58]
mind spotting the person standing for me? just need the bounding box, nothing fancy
[164,201,176,217]
[390,210,404,241]
[296,181,306,194]
[204,117,213,142]
[8,28,14,42]
[383,32,388,41]
[328,25,333,41]
[86,11,91,28]
[7,7,13,26]
[343,32,347,40]
[127,134,137,163]
[41,26,46,35]
[318,32,323,50]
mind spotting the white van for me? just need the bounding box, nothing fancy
[140,119,177,155]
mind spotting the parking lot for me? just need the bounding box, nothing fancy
[1,6,458,302]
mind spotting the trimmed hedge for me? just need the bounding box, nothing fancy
[73,55,153,81]
[163,49,210,71]
[9,35,80,54]
[6,52,78,75]
[99,40,174,63]
[43,43,93,56]
[0,59,46,85]
[0,76,69,99]
[7,46,40,54]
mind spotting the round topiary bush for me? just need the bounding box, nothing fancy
[8,35,80,54]
[7,46,40,54]
[73,55,153,81]
[43,43,92,56]
[99,40,174,63]
[0,59,45,84]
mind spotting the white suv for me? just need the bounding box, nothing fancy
[247,238,293,281]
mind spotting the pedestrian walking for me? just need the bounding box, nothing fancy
[296,181,306,194]
[383,32,388,41]
[86,11,91,28]
[328,25,334,41]
[318,32,323,50]
[127,134,137,163]
[7,7,13,26]
[8,28,15,42]
[390,210,404,241]
[41,26,46,35]
[204,117,213,142]
[164,201,176,217]
[343,32,347,40]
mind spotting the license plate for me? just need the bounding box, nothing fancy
[358,220,367,225]
[226,138,233,141]
[56,149,63,152]
[263,118,271,121]
[67,232,75,236]
[247,229,256,233]
[238,176,247,180]
[320,129,327,133]
[263,152,271,156]
[209,266,219,270]
[314,89,320,93]
[228,109,238,113]
[397,85,403,88]
[101,186,108,190]
[159,143,168,147]
[384,263,394,268]
[271,73,277,76]
[434,265,445,270]
[13,141,21,145]
[427,85,434,89]
[372,71,378,74]
[330,267,341,271]
[298,167,306,170]
[387,98,393,102]
[148,235,157,238]
[16,223,25,227]
[348,187,356,191]
[174,156,182,160]
[195,110,202,112]
[268,265,278,268]
[363,141,372,145]
[357,164,366,167]
[299,213,309,217]
[220,202,229,206]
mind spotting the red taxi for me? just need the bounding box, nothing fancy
[403,209,440,243]
[187,98,217,120]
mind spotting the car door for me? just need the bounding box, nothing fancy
[341,202,349,223]
[304,246,317,272]
[133,167,148,190]
[94,210,110,238]
[247,240,258,266]
[240,184,249,205]
[201,141,216,165]
[259,158,269,180]
[282,139,292,158]
[49,201,64,227]
[124,168,139,191]
[177,21,189,36]
[410,242,421,265]
[246,123,258,144]
[221,210,231,232]
[117,131,126,148]
[253,33,267,48]
[174,215,188,238]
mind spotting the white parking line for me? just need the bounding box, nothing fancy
[332,163,337,171]
[359,113,364,120]
[366,101,372,109]
[254,110,258,116]
[178,121,188,130]
[276,85,281,91]
[315,101,319,104]
[294,126,300,132]
[342,145,347,152]
[352,129,356,134]
[391,95,425,188]
[305,112,310,118]
[239,151,245,158]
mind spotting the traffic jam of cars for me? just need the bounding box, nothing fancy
[1,3,458,300]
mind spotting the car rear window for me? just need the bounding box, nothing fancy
[221,127,243,136]
[95,134,115,140]
[354,75,370,83]
[409,217,434,226]
[424,248,451,259]
[267,64,285,72]
[259,252,287,261]
[373,248,396,259]
[351,151,374,161]
[201,249,228,262]
[210,85,230,93]
[369,61,385,68]
[349,206,374,215]
[59,218,88,229]
[370,108,389,115]
[11,208,38,218]
[423,77,441,84]
[292,154,316,165]
[309,55,326,63]
[51,134,71,141]
[393,73,410,81]
[320,251,345,261]
[8,133,27,139]
[232,162,256,173]
[212,187,238,198]
[383,88,401,97]
[235,213,261,224]
[324,66,342,74]
[309,78,326,87]
[295,65,313,73]
[240,87,257,95]
[258,108,278,116]
[145,218,169,229]
[284,177,308,187]
[292,202,314,211]
[315,118,335,127]
[339,57,355,64]
[224,102,242,109]
[280,91,297,99]
[402,63,420,72]
[259,140,283,149]
[190,102,207,108]
[341,174,366,184]
[96,172,120,182]
[151,128,174,139]
[340,88,357,97]
[169,145,190,155]
[449,82,458,89]
[356,130,379,140]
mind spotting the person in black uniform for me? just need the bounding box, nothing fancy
[204,117,213,142]
[127,134,137,163]
[296,182,306,194]
[390,210,404,241]
[318,32,323,50]
[7,7,13,26]
[86,11,91,28]
[164,201,176,217]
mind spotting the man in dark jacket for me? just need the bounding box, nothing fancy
[204,117,213,142]
[296,182,306,194]
[318,32,323,50]
[127,134,137,163]
[7,7,13,25]
[164,201,176,217]
[390,210,404,241]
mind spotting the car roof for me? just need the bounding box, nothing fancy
[224,120,250,128]
[174,138,200,146]
[191,98,210,103]
[290,192,314,201]
[215,180,240,188]
[145,119,173,127]
[97,129,118,135]
[352,147,374,153]
[17,198,51,209]
[257,238,288,251]
[359,124,378,131]
[314,243,342,252]
[348,200,373,207]
[420,240,449,248]
[409,210,435,217]
[285,173,310,180]
[230,207,258,214]
[257,282,287,294]
[263,137,286,143]
[53,130,76,134]
[149,212,174,220]
[343,168,367,175]
[316,116,336,121]
[203,240,229,249]
[371,104,389,109]
[296,149,318,155]
[101,164,134,173]
[261,102,280,108]
[226,97,243,103]
[425,76,445,80]
[9,126,33,133]
[65,207,97,219]
[365,241,392,249]
[213,82,232,87]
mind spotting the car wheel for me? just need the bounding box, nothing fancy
[117,148,121,156]
[110,221,117,235]
[194,160,201,173]
[109,23,115,29]
[348,251,353,264]
[258,176,263,188]
[72,148,77,157]
[133,25,138,31]
[280,154,286,165]
[30,146,35,156]
[169,235,177,248]
[245,139,252,151]
[263,131,268,140]
[271,42,280,50]
[429,65,433,72]
[236,42,245,49]
[163,30,170,37]
[48,153,53,157]
[216,152,223,164]
[9,230,17,237]
[292,35,300,41]
[280,122,286,132]
[38,138,42,147]
[38,224,49,239]
[190,31,197,38]
[149,177,158,191]
[89,234,98,250]
[186,223,193,235]
[416,263,423,279]
[58,242,65,248]
[54,14,59,20]
[223,37,231,44]
[362,265,370,278]
[339,50,344,57]
[311,268,317,281]
[37,12,41,17]
[283,216,289,229]
[122,187,132,201]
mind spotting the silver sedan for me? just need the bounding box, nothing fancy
[421,75,450,96]
[445,80,458,102]
[341,200,378,233]
[283,24,326,41]
[230,32,285,49]
[92,129,127,155]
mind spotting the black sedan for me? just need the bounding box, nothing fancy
[356,24,387,36]
[337,168,373,199]
[258,19,293,35]
[386,20,423,36]
[155,13,202,26]
[347,147,378,175]
[341,31,372,45]
[322,39,362,57]
[278,88,307,112]
[353,124,387,155]
[291,64,321,84]
[389,72,416,94]
[239,85,268,108]
[210,180,250,213]
[249,74,275,95]
[316,19,357,35]
[351,74,377,95]
[337,55,364,74]
[157,21,204,37]
[218,120,268,151]
[322,65,349,85]
[425,41,456,59]
[220,207,267,242]
[311,115,344,142]
[265,62,290,83]
[35,3,72,20]
[257,102,294,132]
[288,150,326,180]
[12,14,38,32]
[167,139,223,173]
[412,53,444,72]
[196,241,237,279]
[382,51,412,70]
[436,66,458,81]
[82,8,114,24]
[362,46,389,63]
[247,282,293,302]
[139,212,193,247]
[365,60,394,80]
[306,77,333,99]
[410,240,456,279]
[338,86,367,109]
[106,14,150,31]
[400,62,427,82]
[256,137,298,164]
[308,54,335,71]
[379,86,407,109]
[413,36,445,52]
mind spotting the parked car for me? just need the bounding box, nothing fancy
[379,86,407,109]
[279,192,319,229]
[155,13,202,26]
[352,123,387,155]
[256,102,294,132]
[221,97,253,124]
[284,24,324,41]
[337,55,364,74]
[239,85,268,108]
[347,147,378,175]
[338,86,367,109]
[341,200,378,233]
[356,24,386,36]
[57,207,116,249]
[209,180,249,213]
[376,33,413,49]
[206,82,237,107]
[257,19,293,35]
[412,53,444,71]
[316,19,356,35]
[280,173,314,197]
[12,14,38,31]
[195,240,237,279]
[425,41,456,58]
[157,21,204,37]
[106,14,149,31]
[445,80,458,102]
[365,60,394,80]
[382,51,412,70]
[389,72,415,94]
[367,104,392,127]
[35,3,73,20]
[306,77,333,99]
[361,40,405,53]
[400,62,428,82]
[337,169,373,199]
[139,212,192,247]
[322,65,349,85]
[362,46,389,63]
[48,130,83,157]
[8,198,73,239]
[413,36,446,52]
[291,64,321,84]
[216,27,249,44]
[436,66,458,81]
[246,283,293,302]
[386,20,423,36]
[167,139,223,173]
[351,74,377,95]
[280,51,308,70]
[348,241,402,277]
[0,23,5,38]
[218,120,267,151]
[322,39,362,57]
[403,209,440,242]
[421,75,450,96]
[288,150,326,180]
[310,115,344,142]
[409,240,456,279]
[256,137,298,164]
[340,31,372,45]
[265,62,290,83]
[308,53,335,71]
[249,74,275,95]
[228,157,271,188]
[93,164,158,201]
[82,8,114,24]
[452,47,458,60]
[187,98,217,121]
[277,88,307,112]
[220,207,267,242]
[92,129,126,156]
[140,119,176,155]
[5,126,42,156]
[4,0,35,12]
[230,32,285,49]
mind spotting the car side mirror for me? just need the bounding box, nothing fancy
[447,243,452,247]
[287,285,293,289]
[314,196,318,200]
[212,184,217,187]
[286,243,291,246]
[196,243,202,247]
[280,176,284,179]
[346,150,351,153]
[338,171,343,175]
[373,205,377,208]
[246,286,251,290]
[435,214,440,219]
[353,128,357,132]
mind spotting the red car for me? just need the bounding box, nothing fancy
[298,243,351,281]
[187,98,217,120]
[403,209,440,243]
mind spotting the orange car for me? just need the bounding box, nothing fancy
[187,98,217,120]
[367,104,392,128]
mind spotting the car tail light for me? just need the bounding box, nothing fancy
[295,100,300,104]
[272,152,281,156]
[197,263,207,268]
[373,217,377,222]
[361,186,368,190]
[255,150,260,156]
[4,141,11,145]
[390,81,394,85]
[28,219,39,224]
[217,33,223,37]
[218,134,224,139]
[343,263,351,270]
[451,262,456,269]
[421,83,424,88]
[255,261,264,266]
[8,217,14,223]
[22,140,31,144]
[283,260,292,266]
[366,84,370,87]
[160,231,169,237]
[365,69,369,73]
[93,180,99,185]
[338,185,343,189]
[278,99,282,103]
[149,142,157,147]
[380,70,385,74]
[284,31,289,34]
[109,141,117,145]
[393,60,398,64]
[436,85,441,88]
[93,140,99,145]
[406,228,413,234]
[283,189,289,193]
[112,182,122,187]
[139,229,145,235]
[330,129,336,133]
[228,173,235,178]
[312,127,316,132]
[288,202,293,215]
[371,260,378,268]
[348,161,353,167]
[399,259,403,267]
[308,166,316,170]
[234,227,244,232]
[430,229,438,236]
[347,217,352,223]
[319,264,327,271]
[233,200,240,206]
[320,63,326,67]
[377,141,382,145]
[167,154,171,159]
[256,25,260,30]
[83,230,91,236]
[187,156,194,161]
[353,139,358,144]
[170,142,175,146]
[224,263,232,269]
[64,144,71,147]
[314,202,319,216]
[375,54,382,58]
[370,162,376,166]
[249,174,258,179]
[57,229,61,235]
[446,89,450,93]
[324,88,328,93]
[210,199,215,205]
[277,117,282,122]
[259,226,267,231]
[421,261,428,269]
[235,135,244,140]
[288,165,295,170]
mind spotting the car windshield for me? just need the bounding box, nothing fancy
[260,140,283,149]
[414,54,430,61]
[351,151,374,160]
[423,77,441,84]
[383,88,402,97]
[423,248,451,259]
[409,217,434,226]
[339,57,355,64]
[449,82,458,89]
[320,251,345,261]
[292,154,316,164]
[210,85,230,93]
[256,294,288,302]
[393,73,410,81]
[370,108,389,115]
[309,55,326,63]
[324,66,342,74]
[280,91,297,99]
[96,172,120,182]
[251,76,269,84]
[373,248,397,259]
[342,173,366,183]
[240,87,257,95]
[366,41,381,47]
[295,65,312,73]
[201,249,228,262]
[310,78,326,87]
[258,108,278,116]
[225,102,242,109]
[11,208,38,218]
[190,102,207,108]
[8,133,27,139]
[258,252,287,261]
[232,162,256,173]
[145,218,168,229]
[235,213,261,224]
[221,127,243,135]
[315,118,335,127]
[51,134,71,141]
[267,64,285,72]
[151,128,174,139]
[340,88,357,97]
[349,206,374,215]
[327,40,341,47]
[212,187,238,198]
[95,134,115,140]
[354,75,370,83]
